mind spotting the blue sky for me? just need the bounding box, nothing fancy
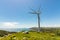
[0,0,60,28]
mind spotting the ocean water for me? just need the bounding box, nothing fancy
[0,28,30,32]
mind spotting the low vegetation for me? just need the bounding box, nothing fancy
[0,27,60,40]
[0,30,16,37]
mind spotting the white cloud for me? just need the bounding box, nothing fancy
[3,22,17,27]
[41,23,60,27]
[0,22,19,28]
[0,22,36,28]
[0,22,60,28]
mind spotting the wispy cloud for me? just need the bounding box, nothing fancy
[0,22,19,28]
[0,22,36,28]
[0,22,60,28]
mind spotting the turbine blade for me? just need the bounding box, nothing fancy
[29,12,37,14]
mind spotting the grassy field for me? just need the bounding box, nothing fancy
[0,31,60,40]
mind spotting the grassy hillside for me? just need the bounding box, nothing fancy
[0,31,60,40]
[0,27,60,40]
[0,30,16,37]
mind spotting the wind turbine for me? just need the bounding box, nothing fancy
[30,8,41,32]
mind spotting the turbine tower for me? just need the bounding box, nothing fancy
[30,8,41,32]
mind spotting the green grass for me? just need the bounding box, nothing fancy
[0,31,60,40]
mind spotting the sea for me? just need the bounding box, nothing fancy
[0,28,30,32]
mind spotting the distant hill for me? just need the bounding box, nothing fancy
[30,27,60,33]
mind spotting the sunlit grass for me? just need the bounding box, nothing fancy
[0,31,60,40]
